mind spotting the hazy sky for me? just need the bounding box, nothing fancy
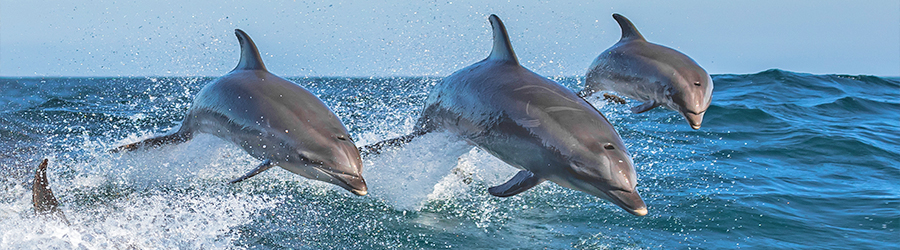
[1,0,898,77]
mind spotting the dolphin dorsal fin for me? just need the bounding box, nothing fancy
[487,15,519,63]
[612,14,645,41]
[233,29,267,71]
[33,159,60,214]
[32,159,70,224]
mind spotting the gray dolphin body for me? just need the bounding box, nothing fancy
[578,14,713,129]
[368,15,647,216]
[115,29,366,196]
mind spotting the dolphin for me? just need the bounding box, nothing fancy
[365,15,647,216]
[113,29,367,196]
[33,159,69,224]
[578,13,713,129]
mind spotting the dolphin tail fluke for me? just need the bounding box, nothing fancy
[630,100,659,114]
[487,14,518,63]
[233,29,267,71]
[612,13,645,41]
[488,170,545,197]
[359,130,428,156]
[33,159,70,225]
[110,131,193,153]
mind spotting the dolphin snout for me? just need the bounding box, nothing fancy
[340,173,368,196]
[633,207,648,216]
[682,111,705,130]
[318,166,367,196]
[335,142,367,196]
[606,189,648,216]
[306,165,368,196]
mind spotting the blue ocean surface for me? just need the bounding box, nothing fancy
[0,70,897,249]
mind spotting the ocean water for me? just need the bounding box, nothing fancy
[0,70,897,249]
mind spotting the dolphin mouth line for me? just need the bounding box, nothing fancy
[312,166,367,196]
[601,189,648,216]
[685,110,706,116]
[682,110,706,129]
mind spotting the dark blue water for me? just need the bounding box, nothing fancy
[1,70,898,249]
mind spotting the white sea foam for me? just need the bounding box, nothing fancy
[0,186,277,249]
[360,129,527,213]
[361,132,473,210]
[0,134,281,249]
[1,129,541,248]
[428,146,519,201]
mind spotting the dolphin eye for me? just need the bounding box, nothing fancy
[297,154,310,163]
[693,81,702,86]
[604,144,616,150]
[298,154,323,165]
[337,135,348,141]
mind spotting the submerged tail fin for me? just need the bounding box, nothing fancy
[359,130,427,156]
[33,159,69,224]
[110,131,192,153]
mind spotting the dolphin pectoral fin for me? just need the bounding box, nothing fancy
[110,131,193,153]
[488,170,545,197]
[359,130,428,156]
[630,100,659,114]
[229,160,275,184]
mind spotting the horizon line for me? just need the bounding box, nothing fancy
[1,69,898,79]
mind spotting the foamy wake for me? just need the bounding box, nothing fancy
[1,130,532,248]
[362,131,521,210]
[0,134,281,249]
